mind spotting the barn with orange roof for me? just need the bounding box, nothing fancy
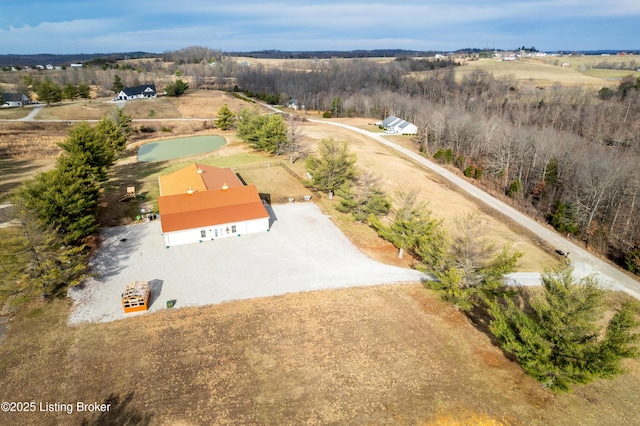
[157,163,270,247]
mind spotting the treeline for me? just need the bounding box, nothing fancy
[0,109,131,299]
[230,60,640,272]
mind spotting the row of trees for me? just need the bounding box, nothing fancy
[299,138,638,392]
[22,77,91,104]
[235,107,305,163]
[0,108,131,298]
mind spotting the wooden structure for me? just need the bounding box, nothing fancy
[121,281,150,313]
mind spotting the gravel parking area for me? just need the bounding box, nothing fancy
[69,203,425,324]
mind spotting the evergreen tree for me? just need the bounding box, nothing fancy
[429,213,521,309]
[489,264,639,391]
[77,83,91,99]
[369,191,444,260]
[236,107,264,147]
[215,104,236,130]
[257,114,288,154]
[111,75,124,94]
[58,110,131,182]
[18,156,99,245]
[305,138,358,195]
[34,78,62,105]
[165,79,189,96]
[236,108,288,154]
[62,83,78,100]
[335,171,391,222]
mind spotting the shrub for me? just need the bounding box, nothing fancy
[139,125,156,133]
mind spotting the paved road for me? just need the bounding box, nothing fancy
[309,119,640,300]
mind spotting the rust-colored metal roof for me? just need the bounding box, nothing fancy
[158,163,243,196]
[158,185,269,233]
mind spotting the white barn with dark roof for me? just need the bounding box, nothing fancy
[381,116,418,135]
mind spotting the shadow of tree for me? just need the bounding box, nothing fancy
[80,392,152,426]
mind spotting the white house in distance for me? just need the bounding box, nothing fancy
[116,84,157,101]
[1,93,31,108]
[381,116,418,135]
[157,164,270,247]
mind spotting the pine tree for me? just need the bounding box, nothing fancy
[257,114,288,154]
[335,171,392,222]
[34,78,62,105]
[215,104,236,130]
[370,191,444,260]
[77,83,91,99]
[489,264,639,391]
[62,83,78,100]
[305,138,358,195]
[428,213,521,309]
[111,75,124,94]
[1,200,89,298]
[19,156,99,244]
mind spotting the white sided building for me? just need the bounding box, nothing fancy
[157,164,270,247]
[381,115,418,135]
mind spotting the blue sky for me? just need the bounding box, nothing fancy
[1,1,638,54]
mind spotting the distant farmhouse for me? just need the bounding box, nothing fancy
[157,164,271,247]
[116,84,157,101]
[1,92,31,108]
[381,116,418,135]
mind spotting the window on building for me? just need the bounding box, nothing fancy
[200,230,206,238]
[231,225,237,233]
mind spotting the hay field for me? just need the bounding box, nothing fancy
[457,58,618,88]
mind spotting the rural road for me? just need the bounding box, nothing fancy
[309,119,640,300]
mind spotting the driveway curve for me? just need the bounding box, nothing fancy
[309,119,640,299]
[69,203,424,324]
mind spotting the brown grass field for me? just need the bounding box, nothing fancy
[1,286,639,425]
[1,86,640,425]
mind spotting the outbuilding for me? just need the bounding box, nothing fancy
[381,115,418,135]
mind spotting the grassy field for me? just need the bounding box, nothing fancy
[34,99,116,121]
[457,58,621,89]
[0,107,30,120]
[0,286,639,425]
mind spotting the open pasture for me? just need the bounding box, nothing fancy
[34,99,116,121]
[458,58,619,88]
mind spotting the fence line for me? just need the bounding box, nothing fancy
[231,161,322,200]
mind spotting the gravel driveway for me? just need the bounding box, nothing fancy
[69,203,424,324]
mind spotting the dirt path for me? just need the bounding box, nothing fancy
[310,119,640,300]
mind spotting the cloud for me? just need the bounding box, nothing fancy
[1,0,638,53]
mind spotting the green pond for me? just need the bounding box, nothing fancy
[137,135,226,162]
